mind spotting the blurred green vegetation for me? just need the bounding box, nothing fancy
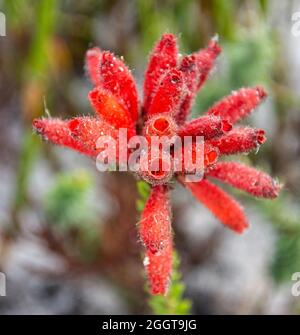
[44,170,96,230]
[253,195,300,283]
[9,0,59,214]
[44,170,100,262]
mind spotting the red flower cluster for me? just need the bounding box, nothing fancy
[33,34,281,295]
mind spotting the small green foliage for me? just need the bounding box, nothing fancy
[44,170,100,261]
[148,252,192,315]
[44,170,95,229]
[136,180,151,212]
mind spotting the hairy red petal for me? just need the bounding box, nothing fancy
[208,127,266,155]
[143,34,178,113]
[147,68,184,117]
[175,54,198,124]
[140,185,173,295]
[85,47,102,86]
[93,51,139,122]
[88,87,136,137]
[207,86,267,124]
[140,185,172,254]
[196,37,221,90]
[33,118,94,157]
[180,177,248,233]
[145,238,173,295]
[180,54,198,92]
[207,162,282,199]
[174,38,221,124]
[68,116,119,158]
[178,115,232,139]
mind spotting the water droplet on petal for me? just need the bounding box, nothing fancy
[143,256,150,267]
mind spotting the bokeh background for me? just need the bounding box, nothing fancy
[0,0,300,315]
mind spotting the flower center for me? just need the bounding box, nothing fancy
[144,113,177,138]
[149,157,170,179]
[204,148,218,166]
[139,154,173,185]
[153,117,170,134]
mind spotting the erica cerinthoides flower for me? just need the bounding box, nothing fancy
[33,33,281,295]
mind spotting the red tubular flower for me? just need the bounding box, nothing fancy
[195,37,222,90]
[207,162,282,198]
[178,115,232,139]
[146,68,185,117]
[143,34,178,113]
[33,117,113,158]
[33,33,281,295]
[85,47,102,86]
[208,127,266,155]
[86,49,139,123]
[179,177,248,233]
[88,87,135,132]
[175,37,221,124]
[140,185,173,295]
[68,117,119,156]
[33,118,85,153]
[140,185,172,254]
[145,239,173,295]
[207,86,267,124]
[176,55,198,124]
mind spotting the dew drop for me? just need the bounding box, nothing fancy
[143,256,150,267]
